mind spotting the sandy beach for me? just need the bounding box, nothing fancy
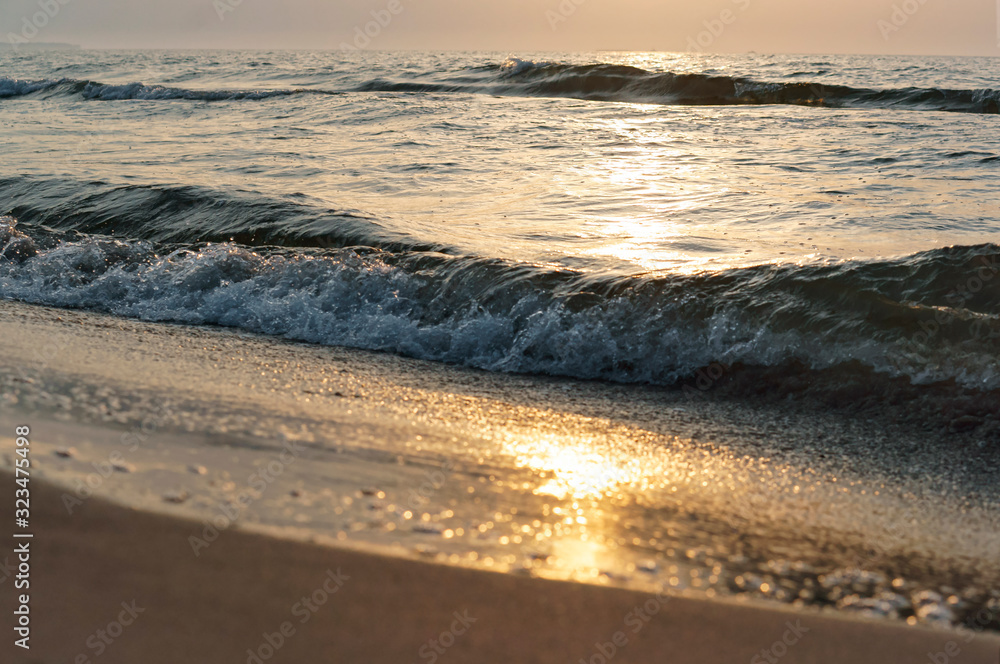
[1,299,999,662]
[1,466,998,664]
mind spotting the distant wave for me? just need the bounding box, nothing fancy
[2,178,1000,393]
[3,60,998,113]
[0,76,342,101]
[477,58,1000,114]
[351,60,1000,114]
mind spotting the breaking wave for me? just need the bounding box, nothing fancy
[3,208,999,391]
[3,60,999,113]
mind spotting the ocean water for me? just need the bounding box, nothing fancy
[4,51,1000,634]
[1,50,999,390]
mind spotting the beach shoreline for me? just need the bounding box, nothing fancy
[4,467,999,664]
[1,298,999,662]
[4,43,1000,664]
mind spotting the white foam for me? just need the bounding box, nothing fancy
[3,230,997,390]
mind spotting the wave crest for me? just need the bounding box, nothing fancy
[0,76,341,101]
[2,65,999,113]
[486,59,1000,114]
[3,211,999,390]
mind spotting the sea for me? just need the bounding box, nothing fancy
[2,51,1000,633]
[1,50,999,392]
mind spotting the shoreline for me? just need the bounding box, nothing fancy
[4,45,1000,664]
[1,298,999,658]
[4,468,999,664]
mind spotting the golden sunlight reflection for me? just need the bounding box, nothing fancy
[516,436,635,501]
[575,115,749,274]
[546,534,617,582]
[498,426,702,501]
[477,404,837,590]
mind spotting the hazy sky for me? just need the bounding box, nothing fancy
[2,0,999,56]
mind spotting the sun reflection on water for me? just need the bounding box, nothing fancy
[507,433,641,501]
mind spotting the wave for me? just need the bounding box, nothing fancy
[3,209,1000,394]
[0,177,446,253]
[480,59,1000,114]
[3,61,1000,113]
[0,76,342,101]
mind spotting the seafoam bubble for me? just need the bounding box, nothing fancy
[0,216,37,262]
[2,231,1000,392]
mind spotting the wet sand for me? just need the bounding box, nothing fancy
[3,468,999,664]
[1,299,999,662]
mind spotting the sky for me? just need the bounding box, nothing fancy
[2,0,999,56]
